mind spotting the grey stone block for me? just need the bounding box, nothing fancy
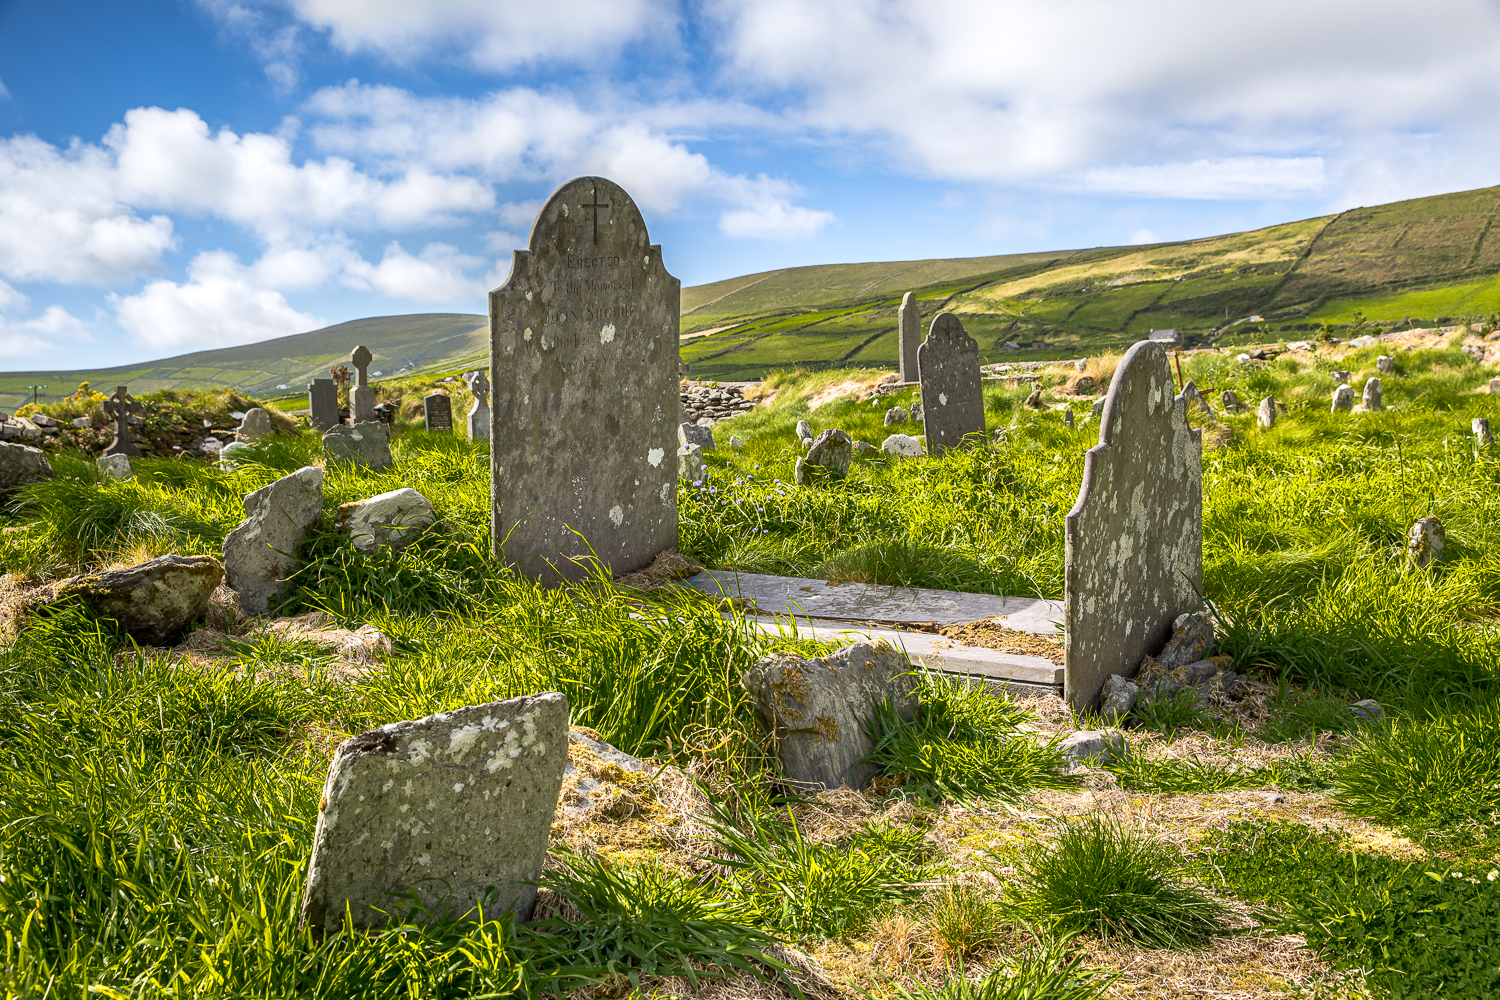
[223,466,324,615]
[55,554,222,645]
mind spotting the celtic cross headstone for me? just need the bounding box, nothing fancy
[466,370,490,442]
[350,346,375,423]
[102,385,144,458]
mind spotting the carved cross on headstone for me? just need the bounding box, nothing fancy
[467,370,490,408]
[465,370,491,443]
[351,345,373,387]
[102,385,144,458]
[581,185,611,245]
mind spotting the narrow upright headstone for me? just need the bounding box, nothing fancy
[301,693,569,933]
[488,176,680,583]
[466,370,490,442]
[917,312,984,457]
[308,378,338,432]
[1331,384,1354,412]
[1376,355,1394,373]
[1063,408,1075,429]
[1221,390,1242,413]
[898,292,920,383]
[350,346,375,423]
[102,386,143,458]
[1361,377,1383,411]
[1064,341,1202,709]
[1474,417,1493,447]
[1258,396,1276,429]
[1490,376,1500,394]
[423,393,453,433]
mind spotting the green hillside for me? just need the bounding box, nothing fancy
[7,182,1500,407]
[0,314,485,412]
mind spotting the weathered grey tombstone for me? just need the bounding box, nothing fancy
[102,385,144,458]
[677,443,704,480]
[301,693,569,933]
[1407,516,1445,567]
[1258,396,1276,428]
[308,378,339,432]
[1361,377,1383,411]
[489,176,679,584]
[883,406,908,426]
[96,453,132,480]
[741,642,917,790]
[1331,370,1351,384]
[794,428,852,485]
[1091,398,1105,420]
[423,393,453,433]
[898,291,920,383]
[1474,417,1493,447]
[237,407,272,442]
[917,312,984,457]
[1331,384,1354,412]
[0,441,54,500]
[1180,381,1219,426]
[1063,340,1202,709]
[678,421,715,452]
[223,466,324,615]
[466,371,490,442]
[1377,355,1394,373]
[1063,408,1075,429]
[1491,376,1500,394]
[1221,389,1242,413]
[350,346,376,423]
[322,422,393,471]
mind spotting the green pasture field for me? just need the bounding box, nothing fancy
[2,338,1500,997]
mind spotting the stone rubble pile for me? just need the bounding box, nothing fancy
[680,383,755,425]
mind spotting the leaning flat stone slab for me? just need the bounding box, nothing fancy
[301,692,569,934]
[744,617,1062,694]
[687,569,1063,634]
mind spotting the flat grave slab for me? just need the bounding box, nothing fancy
[745,616,1062,695]
[686,569,1063,634]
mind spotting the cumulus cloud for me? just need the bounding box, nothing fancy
[344,242,485,302]
[111,250,324,352]
[0,279,91,362]
[1081,158,1328,201]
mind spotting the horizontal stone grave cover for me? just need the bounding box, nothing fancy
[489,176,680,583]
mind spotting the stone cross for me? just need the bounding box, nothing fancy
[350,345,375,423]
[917,312,985,457]
[488,175,680,583]
[1064,341,1202,709]
[898,292,920,383]
[308,378,339,432]
[423,393,453,433]
[465,370,490,442]
[102,385,144,458]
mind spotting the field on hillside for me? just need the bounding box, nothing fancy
[2,338,1500,998]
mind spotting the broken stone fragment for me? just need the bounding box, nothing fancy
[1257,396,1276,429]
[335,487,436,553]
[852,440,878,456]
[301,692,569,933]
[795,429,852,485]
[741,641,917,791]
[0,440,54,501]
[795,420,814,448]
[1407,516,1445,567]
[1057,729,1127,769]
[322,421,393,471]
[883,406,909,426]
[1099,674,1138,722]
[223,466,324,616]
[677,443,704,481]
[96,453,133,480]
[55,554,223,646]
[1135,610,1214,683]
[1331,384,1354,412]
[1349,698,1382,721]
[880,433,923,457]
[677,421,715,452]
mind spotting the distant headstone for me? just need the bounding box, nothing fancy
[677,443,704,480]
[898,292,920,383]
[1361,377,1383,411]
[323,422,393,471]
[1091,398,1105,419]
[1407,516,1445,567]
[910,401,924,423]
[1474,417,1493,447]
[423,393,453,433]
[301,693,569,933]
[350,346,375,423]
[102,385,144,458]
[1376,355,1394,373]
[489,177,679,584]
[237,407,272,442]
[1179,381,1219,425]
[466,371,490,442]
[308,378,339,432]
[1221,389,1243,413]
[1063,408,1075,429]
[1331,384,1354,412]
[1064,340,1202,709]
[1331,370,1351,384]
[883,406,908,426]
[917,312,984,457]
[678,421,715,451]
[1258,396,1276,429]
[795,419,814,448]
[96,453,133,480]
[794,429,852,485]
[1491,376,1500,394]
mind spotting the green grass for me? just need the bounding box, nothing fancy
[890,940,1117,1000]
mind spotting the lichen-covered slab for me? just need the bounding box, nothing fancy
[301,693,569,933]
[741,641,917,790]
[917,312,985,456]
[1064,341,1202,709]
[489,176,679,583]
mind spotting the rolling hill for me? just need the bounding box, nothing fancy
[5,182,1499,407]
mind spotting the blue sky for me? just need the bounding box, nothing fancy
[3,0,1499,369]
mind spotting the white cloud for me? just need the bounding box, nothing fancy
[275,0,672,70]
[111,250,324,352]
[0,134,177,284]
[1128,229,1160,245]
[1081,158,1328,201]
[0,79,10,101]
[0,279,91,362]
[344,242,485,302]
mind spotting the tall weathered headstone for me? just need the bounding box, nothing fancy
[1064,341,1203,709]
[898,292,920,383]
[102,386,143,458]
[301,693,569,933]
[488,176,680,583]
[350,346,376,423]
[423,393,453,433]
[1258,396,1276,429]
[308,378,338,432]
[1361,377,1383,411]
[917,312,984,456]
[466,370,490,442]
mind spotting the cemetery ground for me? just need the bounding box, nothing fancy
[1,338,1499,999]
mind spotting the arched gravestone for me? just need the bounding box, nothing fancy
[1064,341,1202,708]
[917,312,985,456]
[489,177,680,583]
